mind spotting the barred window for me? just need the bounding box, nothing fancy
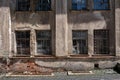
[16,0,30,11]
[72,0,87,10]
[94,30,109,54]
[93,0,110,10]
[72,30,88,54]
[16,31,30,55]
[36,30,51,55]
[35,0,51,11]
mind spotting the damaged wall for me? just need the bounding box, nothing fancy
[67,0,115,55]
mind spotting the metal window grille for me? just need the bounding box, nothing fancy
[35,0,51,11]
[94,0,110,10]
[16,0,30,11]
[72,0,87,10]
[36,30,51,55]
[16,31,30,55]
[72,30,88,54]
[94,30,109,54]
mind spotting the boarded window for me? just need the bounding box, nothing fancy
[16,31,30,55]
[93,0,110,10]
[35,0,51,11]
[72,30,88,54]
[16,0,30,11]
[94,30,109,54]
[72,0,87,10]
[36,30,51,55]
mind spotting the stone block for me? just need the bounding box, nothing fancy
[64,62,94,71]
[98,61,117,69]
[35,60,94,71]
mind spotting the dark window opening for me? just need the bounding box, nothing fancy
[94,30,109,54]
[36,30,51,55]
[72,0,87,10]
[93,0,110,10]
[16,31,30,55]
[35,0,51,11]
[16,0,30,11]
[72,30,88,54]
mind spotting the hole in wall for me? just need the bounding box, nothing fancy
[94,63,99,69]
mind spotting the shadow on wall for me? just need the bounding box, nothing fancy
[14,12,51,25]
[0,0,9,7]
[115,0,120,9]
[9,0,52,25]
[68,11,112,24]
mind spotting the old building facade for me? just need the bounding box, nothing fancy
[0,0,120,73]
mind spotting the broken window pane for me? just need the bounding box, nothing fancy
[35,0,51,11]
[36,30,51,55]
[16,31,30,55]
[94,30,109,54]
[16,0,30,11]
[72,30,88,54]
[94,0,110,10]
[72,0,87,10]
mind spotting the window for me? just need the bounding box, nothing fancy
[94,30,109,54]
[16,31,30,55]
[93,0,110,10]
[72,0,87,10]
[36,30,51,55]
[35,0,51,11]
[16,0,30,11]
[72,30,88,54]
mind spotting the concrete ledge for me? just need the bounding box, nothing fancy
[5,72,54,77]
[68,71,93,75]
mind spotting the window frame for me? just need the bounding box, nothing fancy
[72,30,88,55]
[35,0,52,11]
[35,30,52,56]
[15,30,31,56]
[16,0,52,12]
[16,0,31,11]
[71,0,89,11]
[93,0,110,11]
[94,29,110,55]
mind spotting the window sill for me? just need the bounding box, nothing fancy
[34,54,54,57]
[67,53,116,59]
[15,10,53,13]
[35,10,53,12]
[92,54,115,57]
[10,54,55,59]
[93,9,111,13]
[6,55,119,61]
[70,9,89,13]
[12,55,30,57]
[70,54,89,57]
[15,10,32,13]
